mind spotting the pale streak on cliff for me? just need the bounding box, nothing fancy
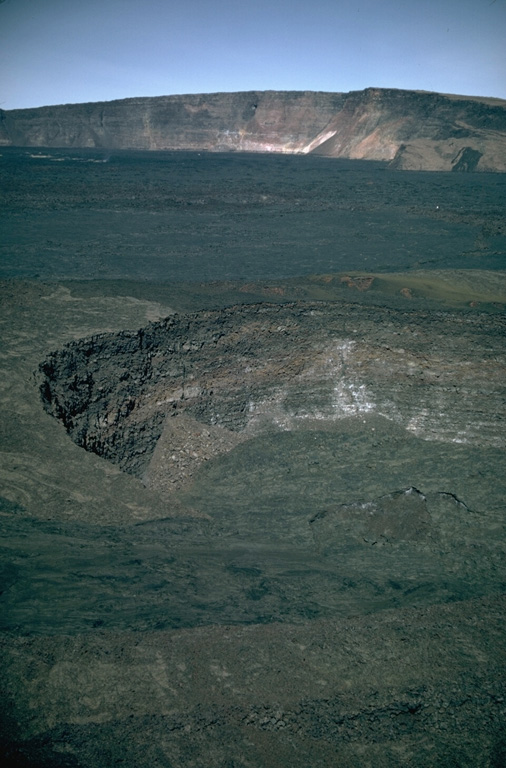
[301,129,338,154]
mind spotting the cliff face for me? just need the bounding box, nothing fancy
[1,88,505,171]
[0,91,344,154]
[39,300,506,484]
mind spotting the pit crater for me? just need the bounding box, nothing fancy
[39,300,506,494]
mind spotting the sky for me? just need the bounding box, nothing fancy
[0,0,505,110]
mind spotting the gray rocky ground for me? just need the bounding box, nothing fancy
[1,149,505,767]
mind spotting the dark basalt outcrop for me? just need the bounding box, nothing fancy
[2,87,506,171]
[39,300,506,487]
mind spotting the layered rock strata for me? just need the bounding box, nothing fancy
[39,301,506,489]
[3,88,506,170]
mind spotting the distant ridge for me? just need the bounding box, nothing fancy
[1,88,505,171]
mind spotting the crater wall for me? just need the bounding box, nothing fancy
[39,301,506,487]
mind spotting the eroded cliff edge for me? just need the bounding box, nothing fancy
[2,87,506,171]
[39,299,506,487]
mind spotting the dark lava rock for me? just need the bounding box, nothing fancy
[39,300,506,479]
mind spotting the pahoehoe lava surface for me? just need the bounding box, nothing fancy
[1,149,505,767]
[2,148,506,282]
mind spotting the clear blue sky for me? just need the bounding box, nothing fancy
[1,0,505,109]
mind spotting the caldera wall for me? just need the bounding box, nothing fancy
[3,88,506,171]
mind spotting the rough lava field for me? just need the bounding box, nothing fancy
[1,147,506,767]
